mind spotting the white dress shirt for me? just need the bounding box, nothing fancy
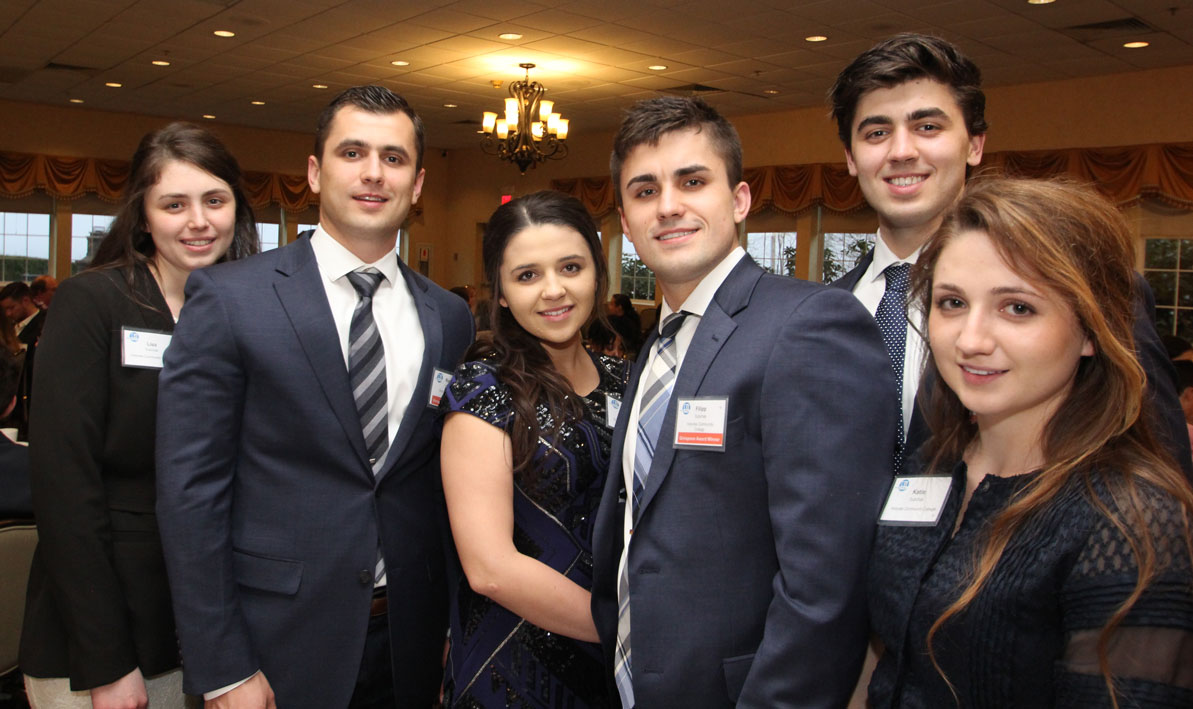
[849,232,927,440]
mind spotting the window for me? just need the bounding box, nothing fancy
[0,212,51,281]
[71,214,115,274]
[1144,238,1193,339]
[746,231,797,277]
[619,235,655,300]
[256,223,280,252]
[821,232,876,283]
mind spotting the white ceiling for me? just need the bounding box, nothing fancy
[2,0,1192,149]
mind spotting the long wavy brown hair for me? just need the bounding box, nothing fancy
[467,190,610,480]
[910,177,1193,704]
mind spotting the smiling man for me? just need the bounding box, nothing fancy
[829,33,1191,478]
[156,86,473,708]
[590,97,897,708]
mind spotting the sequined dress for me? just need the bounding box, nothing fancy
[441,353,628,709]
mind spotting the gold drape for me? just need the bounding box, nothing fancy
[552,142,1193,217]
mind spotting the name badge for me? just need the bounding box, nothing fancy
[428,367,452,408]
[605,393,622,429]
[673,396,728,451]
[878,475,953,526]
[120,326,172,369]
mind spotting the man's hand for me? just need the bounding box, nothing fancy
[206,672,277,709]
[90,668,147,709]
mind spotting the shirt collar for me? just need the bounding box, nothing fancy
[309,224,400,285]
[866,228,924,286]
[659,246,746,327]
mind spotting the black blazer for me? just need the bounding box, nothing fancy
[832,250,1193,480]
[20,266,180,690]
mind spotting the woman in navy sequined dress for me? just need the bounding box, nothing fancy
[440,191,626,708]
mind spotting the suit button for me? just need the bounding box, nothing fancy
[358,569,372,586]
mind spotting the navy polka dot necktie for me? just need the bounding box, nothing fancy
[875,262,910,472]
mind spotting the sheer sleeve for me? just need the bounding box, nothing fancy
[1056,486,1193,708]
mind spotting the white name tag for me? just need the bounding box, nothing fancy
[673,396,728,451]
[120,327,172,369]
[428,367,452,408]
[878,475,953,526]
[605,393,622,429]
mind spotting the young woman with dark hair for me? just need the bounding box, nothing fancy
[867,177,1193,707]
[20,122,257,709]
[440,190,624,708]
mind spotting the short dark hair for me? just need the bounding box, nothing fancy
[90,122,258,273]
[829,33,987,148]
[610,96,742,204]
[0,282,32,303]
[313,86,426,172]
[1174,360,1193,394]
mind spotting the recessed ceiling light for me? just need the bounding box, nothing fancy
[1123,40,1149,48]
[213,30,235,38]
[1027,0,1055,4]
[69,98,84,104]
[390,60,409,66]
[312,83,328,89]
[648,65,667,71]
[105,81,122,87]
[202,114,216,119]
[763,89,780,95]
[805,35,828,42]
[250,100,265,105]
[151,60,170,66]
[498,32,522,40]
[443,103,458,108]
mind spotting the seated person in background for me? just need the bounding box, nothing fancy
[606,293,642,354]
[586,319,626,359]
[867,177,1193,708]
[0,352,31,519]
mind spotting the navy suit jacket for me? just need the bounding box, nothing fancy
[591,256,898,707]
[156,235,473,708]
[832,250,1193,479]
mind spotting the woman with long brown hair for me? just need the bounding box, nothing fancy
[867,177,1193,707]
[439,190,625,707]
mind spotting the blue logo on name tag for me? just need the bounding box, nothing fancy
[128,331,139,343]
[682,402,691,414]
[897,478,910,492]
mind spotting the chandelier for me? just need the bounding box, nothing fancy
[480,63,569,174]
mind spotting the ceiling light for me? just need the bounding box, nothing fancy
[763,89,780,95]
[202,114,216,119]
[443,103,458,108]
[1027,0,1055,4]
[213,30,235,38]
[648,65,667,71]
[152,60,171,66]
[805,35,828,42]
[390,60,409,66]
[312,83,328,89]
[480,63,569,174]
[498,33,522,40]
[1123,41,1149,48]
[105,82,122,87]
[69,98,84,104]
[251,100,265,105]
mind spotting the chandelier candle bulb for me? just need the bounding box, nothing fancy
[504,98,519,125]
[539,100,554,122]
[548,112,560,134]
[496,119,509,139]
[482,112,497,133]
[557,119,569,140]
[531,122,544,140]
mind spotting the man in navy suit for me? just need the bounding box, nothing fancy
[590,97,897,707]
[157,86,473,708]
[827,33,1192,477]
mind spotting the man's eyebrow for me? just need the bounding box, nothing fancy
[855,115,891,133]
[675,164,709,177]
[908,107,948,122]
[625,173,656,187]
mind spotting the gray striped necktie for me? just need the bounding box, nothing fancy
[347,268,388,474]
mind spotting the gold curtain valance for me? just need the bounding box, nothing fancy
[553,141,1193,217]
[0,151,320,212]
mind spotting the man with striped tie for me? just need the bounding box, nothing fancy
[156,86,473,709]
[590,96,897,708]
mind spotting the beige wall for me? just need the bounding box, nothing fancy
[4,63,1193,286]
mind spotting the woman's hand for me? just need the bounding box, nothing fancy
[90,667,147,709]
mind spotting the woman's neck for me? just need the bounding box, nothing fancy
[966,414,1048,480]
[148,257,188,320]
[542,336,599,396]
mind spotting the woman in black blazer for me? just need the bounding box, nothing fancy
[19,123,258,709]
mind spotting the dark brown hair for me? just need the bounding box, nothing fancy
[829,33,987,148]
[90,122,258,278]
[468,190,609,479]
[610,96,742,204]
[912,177,1193,704]
[313,85,425,172]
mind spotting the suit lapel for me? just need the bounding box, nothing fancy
[635,258,760,519]
[273,238,372,474]
[376,258,440,483]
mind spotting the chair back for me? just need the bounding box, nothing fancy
[0,520,36,676]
